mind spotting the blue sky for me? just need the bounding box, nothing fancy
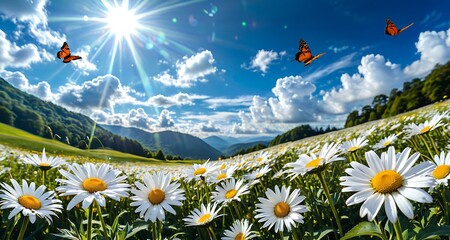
[1,0,450,138]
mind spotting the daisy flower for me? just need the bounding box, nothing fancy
[340,136,368,153]
[244,165,271,185]
[209,164,237,183]
[285,142,343,177]
[222,219,258,240]
[56,163,130,210]
[185,160,218,182]
[254,151,271,165]
[0,179,62,224]
[429,151,450,187]
[212,178,250,204]
[130,172,185,222]
[340,146,435,223]
[403,111,448,138]
[255,185,308,233]
[372,134,398,150]
[22,148,66,170]
[183,202,222,226]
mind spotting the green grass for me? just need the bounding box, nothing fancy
[0,122,201,165]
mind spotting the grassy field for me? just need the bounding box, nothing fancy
[1,101,450,240]
[0,122,200,165]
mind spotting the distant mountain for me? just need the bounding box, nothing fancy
[223,141,270,156]
[0,77,150,158]
[101,125,222,160]
[203,135,274,151]
[239,136,274,143]
[203,136,232,152]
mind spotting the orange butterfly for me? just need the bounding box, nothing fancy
[56,42,82,63]
[385,19,414,36]
[294,39,325,66]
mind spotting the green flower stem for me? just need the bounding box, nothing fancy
[95,201,108,237]
[418,135,434,160]
[442,188,450,224]
[17,216,29,240]
[42,170,46,186]
[393,220,404,240]
[317,171,344,237]
[207,226,217,240]
[87,204,93,240]
[425,132,439,154]
[232,201,242,219]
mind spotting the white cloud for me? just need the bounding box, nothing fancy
[204,95,254,109]
[0,30,42,69]
[56,74,134,113]
[328,45,350,53]
[320,54,406,114]
[0,0,65,47]
[0,0,46,23]
[0,70,55,101]
[200,121,221,133]
[159,109,175,128]
[404,29,450,78]
[128,108,155,130]
[242,49,286,75]
[269,76,318,122]
[303,52,356,82]
[147,92,206,107]
[153,50,217,88]
[71,45,97,76]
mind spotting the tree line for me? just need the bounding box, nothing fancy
[345,61,450,128]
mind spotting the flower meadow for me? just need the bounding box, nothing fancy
[1,102,450,239]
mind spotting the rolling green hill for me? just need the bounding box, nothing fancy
[0,77,151,158]
[0,122,159,163]
[101,124,222,160]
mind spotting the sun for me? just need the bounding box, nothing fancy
[104,1,139,39]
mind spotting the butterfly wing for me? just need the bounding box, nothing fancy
[304,52,326,66]
[296,39,312,62]
[57,42,70,60]
[63,55,82,63]
[385,19,399,36]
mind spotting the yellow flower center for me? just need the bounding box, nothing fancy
[305,157,322,168]
[220,164,226,170]
[421,126,431,133]
[274,202,290,218]
[383,141,391,147]
[235,233,244,240]
[148,189,165,205]
[194,167,206,176]
[371,170,403,194]
[255,173,262,178]
[225,189,237,199]
[433,165,450,180]
[82,177,107,193]
[217,173,227,180]
[18,195,41,210]
[198,213,211,224]
[348,146,359,152]
[257,157,263,162]
[39,163,50,167]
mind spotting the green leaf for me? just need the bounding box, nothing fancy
[341,222,388,240]
[415,225,450,240]
[316,229,335,240]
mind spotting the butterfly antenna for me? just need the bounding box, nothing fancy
[399,22,414,33]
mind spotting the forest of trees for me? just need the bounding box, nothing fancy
[345,61,450,128]
[0,77,156,159]
[269,124,338,147]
